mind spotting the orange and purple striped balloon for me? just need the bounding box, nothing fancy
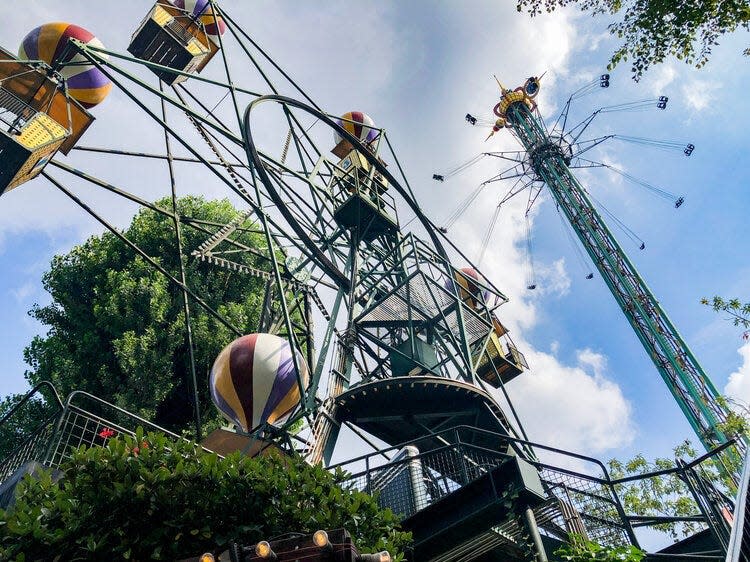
[210,333,308,433]
[172,0,227,44]
[18,23,112,109]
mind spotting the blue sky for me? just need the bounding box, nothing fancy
[0,1,748,471]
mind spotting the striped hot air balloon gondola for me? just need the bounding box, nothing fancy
[444,267,493,310]
[334,111,378,148]
[18,23,112,109]
[128,1,226,85]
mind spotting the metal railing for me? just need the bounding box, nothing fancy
[0,382,63,483]
[0,384,736,558]
[0,86,37,134]
[330,157,399,225]
[331,425,735,554]
[727,445,750,561]
[0,385,186,483]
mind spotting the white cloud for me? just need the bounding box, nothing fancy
[412,4,637,459]
[587,31,612,53]
[724,341,750,404]
[0,1,638,461]
[533,258,572,298]
[507,348,635,455]
[681,78,720,113]
[643,63,677,96]
[10,282,34,303]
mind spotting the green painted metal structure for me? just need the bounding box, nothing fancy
[0,5,745,557]
[497,81,735,458]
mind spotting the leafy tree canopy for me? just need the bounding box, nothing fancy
[607,438,742,541]
[0,429,411,560]
[516,0,750,80]
[8,196,265,443]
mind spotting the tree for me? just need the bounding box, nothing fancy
[0,429,412,560]
[608,441,704,540]
[702,296,750,340]
[604,295,749,542]
[516,0,750,80]
[0,392,60,461]
[5,196,266,444]
[607,438,742,541]
[555,533,645,561]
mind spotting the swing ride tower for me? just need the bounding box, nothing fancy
[491,77,734,458]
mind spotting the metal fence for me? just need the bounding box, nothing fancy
[0,382,63,483]
[331,425,734,554]
[0,384,185,484]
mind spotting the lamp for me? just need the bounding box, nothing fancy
[255,541,277,561]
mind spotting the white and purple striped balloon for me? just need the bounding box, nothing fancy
[18,23,111,108]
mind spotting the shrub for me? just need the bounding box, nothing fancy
[0,429,411,560]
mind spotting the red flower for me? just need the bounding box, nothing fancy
[98,427,116,439]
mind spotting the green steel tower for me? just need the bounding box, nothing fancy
[491,77,735,457]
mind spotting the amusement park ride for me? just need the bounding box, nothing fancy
[0,2,747,561]
[436,74,742,465]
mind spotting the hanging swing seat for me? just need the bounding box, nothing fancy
[473,332,528,387]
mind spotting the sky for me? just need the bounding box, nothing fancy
[0,1,749,478]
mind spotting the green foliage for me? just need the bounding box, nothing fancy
[607,440,730,540]
[555,533,645,561]
[516,0,750,80]
[702,296,750,334]
[0,392,58,459]
[14,196,266,439]
[0,429,411,560]
[714,395,750,441]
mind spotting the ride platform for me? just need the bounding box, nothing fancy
[401,456,547,562]
[332,376,516,451]
[331,149,398,242]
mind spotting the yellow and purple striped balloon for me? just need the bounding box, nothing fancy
[172,0,227,44]
[444,267,493,309]
[334,111,378,147]
[210,333,308,433]
[18,23,112,109]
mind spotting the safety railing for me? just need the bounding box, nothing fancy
[330,158,398,224]
[0,385,187,484]
[43,390,187,470]
[331,425,735,554]
[727,445,750,561]
[0,384,736,558]
[0,382,63,483]
[0,86,37,134]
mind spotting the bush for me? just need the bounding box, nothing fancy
[0,429,411,560]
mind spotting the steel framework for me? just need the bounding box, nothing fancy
[483,78,737,463]
[0,1,532,466]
